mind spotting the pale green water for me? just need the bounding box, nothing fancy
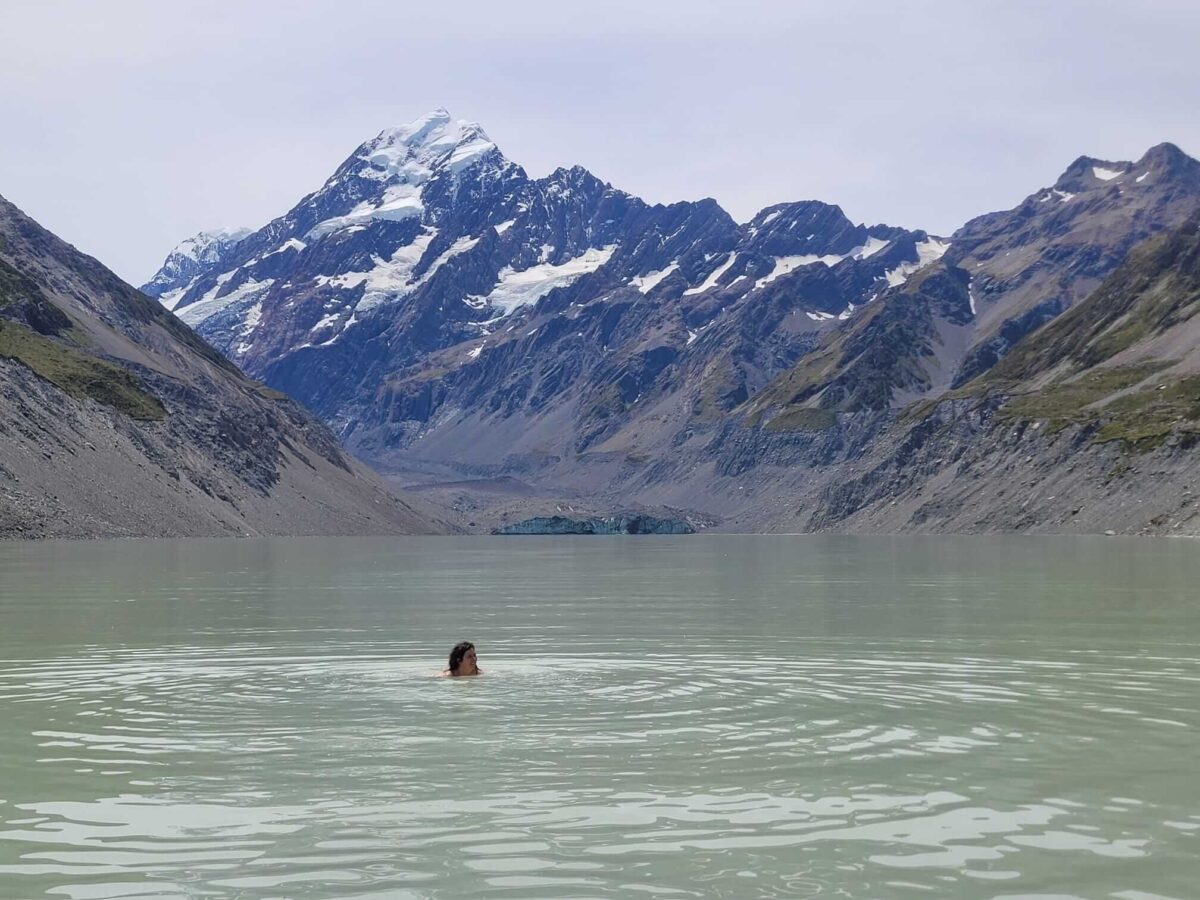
[0,535,1197,899]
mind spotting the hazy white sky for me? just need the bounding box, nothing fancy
[3,0,1198,283]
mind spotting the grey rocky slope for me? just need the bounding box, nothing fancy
[144,114,1200,533]
[746,142,1200,428]
[731,214,1200,536]
[0,194,444,538]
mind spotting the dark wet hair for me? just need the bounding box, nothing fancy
[448,641,475,674]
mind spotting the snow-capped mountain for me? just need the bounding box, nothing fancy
[143,109,940,455]
[143,113,1200,534]
[142,226,252,309]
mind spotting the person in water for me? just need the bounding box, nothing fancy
[443,641,482,677]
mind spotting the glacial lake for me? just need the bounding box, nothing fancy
[0,535,1197,899]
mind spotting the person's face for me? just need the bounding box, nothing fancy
[459,647,478,674]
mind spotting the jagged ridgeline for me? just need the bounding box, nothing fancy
[0,194,442,538]
[144,111,1200,533]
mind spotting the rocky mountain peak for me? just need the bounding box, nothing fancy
[376,106,454,143]
[1136,141,1199,179]
[1051,144,1199,195]
[170,227,254,265]
[359,108,501,182]
[540,164,609,195]
[1052,154,1133,192]
[142,226,252,300]
[187,225,253,247]
[742,200,865,256]
[748,199,848,227]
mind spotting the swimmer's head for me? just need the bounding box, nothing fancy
[448,641,478,676]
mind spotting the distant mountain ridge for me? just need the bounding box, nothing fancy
[143,112,1200,534]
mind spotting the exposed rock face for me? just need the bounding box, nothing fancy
[493,515,695,535]
[144,114,1200,534]
[624,218,1200,537]
[747,143,1200,427]
[142,109,939,470]
[0,194,444,539]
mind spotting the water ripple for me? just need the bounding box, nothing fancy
[1,640,1197,898]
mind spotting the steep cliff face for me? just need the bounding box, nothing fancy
[0,194,443,538]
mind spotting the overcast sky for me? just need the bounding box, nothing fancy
[4,0,1199,283]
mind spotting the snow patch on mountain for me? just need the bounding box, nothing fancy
[849,236,890,260]
[310,310,343,335]
[754,254,843,290]
[486,246,616,315]
[418,235,480,286]
[883,238,951,288]
[1093,166,1123,181]
[242,301,264,333]
[158,286,188,312]
[364,109,496,180]
[684,253,737,295]
[316,231,440,314]
[233,301,266,356]
[177,277,274,328]
[307,191,424,240]
[169,227,252,263]
[263,238,307,258]
[916,237,951,264]
[632,263,679,293]
[750,237,892,291]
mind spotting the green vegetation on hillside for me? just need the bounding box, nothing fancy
[985,221,1200,383]
[1093,375,1200,449]
[964,219,1200,451]
[764,406,838,432]
[0,319,165,420]
[692,356,750,422]
[986,365,1200,451]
